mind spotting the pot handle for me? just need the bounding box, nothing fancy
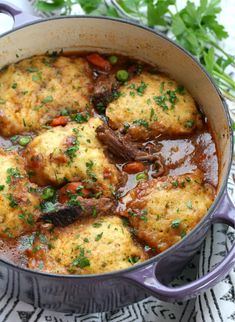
[0,1,38,28]
[123,190,235,302]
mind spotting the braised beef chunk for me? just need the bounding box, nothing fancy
[96,124,164,176]
[92,74,119,113]
[41,197,116,227]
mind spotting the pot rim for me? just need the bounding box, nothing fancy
[0,15,233,280]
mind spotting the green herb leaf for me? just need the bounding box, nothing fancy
[128,255,140,264]
[36,0,65,12]
[132,119,149,128]
[171,218,181,228]
[42,95,53,104]
[95,232,103,241]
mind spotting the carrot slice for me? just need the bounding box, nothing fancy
[51,116,68,127]
[86,53,111,71]
[58,182,90,204]
[122,162,145,174]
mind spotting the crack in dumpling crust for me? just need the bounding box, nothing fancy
[121,171,215,253]
[106,72,202,140]
[0,149,40,238]
[0,55,93,136]
[24,118,125,197]
[26,216,147,274]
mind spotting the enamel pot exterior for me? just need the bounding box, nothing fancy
[0,6,234,313]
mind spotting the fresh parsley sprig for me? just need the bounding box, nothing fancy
[35,0,235,99]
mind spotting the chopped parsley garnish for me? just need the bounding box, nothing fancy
[67,195,83,208]
[180,231,187,238]
[166,90,177,105]
[171,219,181,228]
[26,213,34,225]
[38,261,44,270]
[60,109,69,116]
[121,217,129,226]
[95,102,105,114]
[171,180,178,188]
[42,95,53,104]
[150,107,156,121]
[0,185,5,191]
[136,81,147,96]
[128,210,138,217]
[153,95,168,111]
[11,82,17,89]
[32,72,42,82]
[26,67,38,73]
[186,200,193,209]
[3,227,13,238]
[92,207,97,218]
[7,194,18,208]
[92,222,102,228]
[139,209,148,222]
[154,86,179,110]
[6,167,23,184]
[132,119,149,128]
[95,232,103,241]
[140,215,148,222]
[128,256,140,264]
[65,138,80,161]
[184,120,195,128]
[39,234,48,244]
[72,112,89,124]
[176,86,185,94]
[86,160,97,182]
[42,187,55,200]
[160,82,165,93]
[41,201,57,213]
[72,248,90,268]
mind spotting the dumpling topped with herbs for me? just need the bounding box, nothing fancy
[121,171,215,253]
[24,117,125,197]
[26,215,147,274]
[0,55,93,136]
[106,72,202,140]
[0,149,40,238]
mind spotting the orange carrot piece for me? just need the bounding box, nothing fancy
[86,53,111,71]
[59,182,90,203]
[50,116,68,127]
[122,162,145,174]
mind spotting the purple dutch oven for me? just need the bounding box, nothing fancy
[0,1,234,313]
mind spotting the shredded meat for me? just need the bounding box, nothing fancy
[92,74,119,110]
[96,124,164,176]
[40,197,116,227]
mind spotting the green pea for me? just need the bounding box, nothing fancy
[60,109,69,116]
[18,136,31,146]
[116,70,129,82]
[42,187,55,200]
[108,55,118,65]
[136,173,147,181]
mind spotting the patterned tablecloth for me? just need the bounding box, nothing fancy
[0,0,234,321]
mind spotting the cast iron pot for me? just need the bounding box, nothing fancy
[0,1,234,313]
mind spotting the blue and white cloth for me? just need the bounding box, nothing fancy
[0,0,234,321]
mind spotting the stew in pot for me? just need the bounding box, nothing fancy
[0,52,218,275]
